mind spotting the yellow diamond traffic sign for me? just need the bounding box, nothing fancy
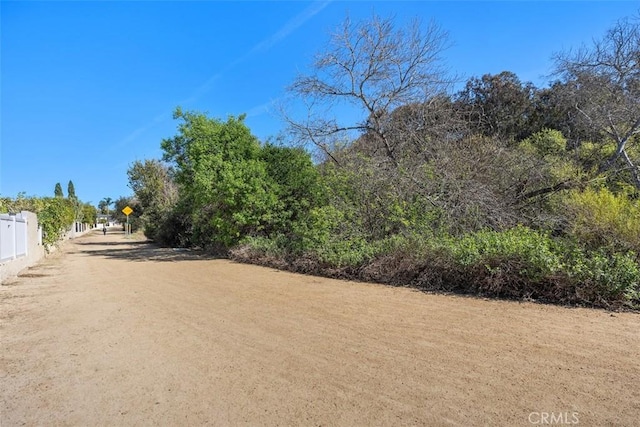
[122,206,133,216]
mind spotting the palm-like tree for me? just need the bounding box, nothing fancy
[98,197,113,217]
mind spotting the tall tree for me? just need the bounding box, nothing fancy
[127,159,178,240]
[455,71,537,142]
[553,16,640,186]
[66,180,82,222]
[98,197,113,215]
[161,108,278,248]
[528,81,601,148]
[54,183,64,198]
[128,160,177,211]
[67,180,77,200]
[284,13,452,165]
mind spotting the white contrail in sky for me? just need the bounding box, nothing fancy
[116,110,173,148]
[117,0,332,148]
[248,0,332,55]
[182,0,332,105]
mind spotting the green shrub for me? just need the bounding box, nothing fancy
[442,226,562,281]
[564,246,640,303]
[239,235,286,258]
[233,224,640,308]
[37,197,76,248]
[311,236,377,268]
[421,228,639,306]
[563,187,640,252]
[520,128,567,157]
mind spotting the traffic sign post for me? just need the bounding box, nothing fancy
[122,206,133,238]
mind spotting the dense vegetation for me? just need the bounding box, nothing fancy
[125,13,640,309]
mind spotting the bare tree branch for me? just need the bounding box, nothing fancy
[282,13,453,163]
[554,16,640,186]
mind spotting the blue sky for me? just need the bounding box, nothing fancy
[1,1,638,207]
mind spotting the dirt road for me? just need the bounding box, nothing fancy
[1,229,638,426]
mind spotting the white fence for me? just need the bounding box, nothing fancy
[0,211,45,283]
[0,211,96,283]
[0,212,30,262]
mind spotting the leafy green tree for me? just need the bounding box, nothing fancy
[54,183,64,198]
[455,71,537,142]
[82,203,97,225]
[98,197,113,215]
[529,81,601,147]
[128,160,176,210]
[161,108,278,249]
[65,180,84,223]
[127,159,178,240]
[260,143,326,235]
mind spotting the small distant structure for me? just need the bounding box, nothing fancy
[97,214,115,227]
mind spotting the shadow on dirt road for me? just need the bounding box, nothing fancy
[74,232,217,263]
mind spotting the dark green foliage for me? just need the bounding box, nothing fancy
[260,143,326,234]
[54,183,64,198]
[67,181,76,200]
[140,101,640,308]
[149,200,193,248]
[455,71,538,142]
[65,180,84,223]
[146,109,328,250]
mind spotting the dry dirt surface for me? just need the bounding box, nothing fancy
[1,229,638,426]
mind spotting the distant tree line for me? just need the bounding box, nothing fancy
[125,12,640,309]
